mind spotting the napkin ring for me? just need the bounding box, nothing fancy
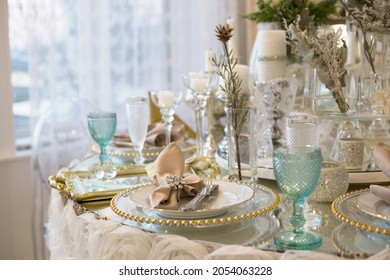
[166,175,186,190]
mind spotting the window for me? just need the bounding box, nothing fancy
[6,0,244,151]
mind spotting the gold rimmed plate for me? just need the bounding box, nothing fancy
[332,189,390,236]
[128,180,255,219]
[110,180,280,228]
[356,191,390,221]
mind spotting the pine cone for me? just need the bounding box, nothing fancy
[215,24,233,43]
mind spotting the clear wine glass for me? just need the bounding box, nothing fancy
[273,145,323,250]
[150,90,183,145]
[182,71,218,157]
[125,96,149,165]
[87,112,117,164]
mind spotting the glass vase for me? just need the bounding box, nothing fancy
[303,66,357,117]
[359,31,390,112]
[226,106,256,181]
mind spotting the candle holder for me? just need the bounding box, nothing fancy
[150,90,183,145]
[182,71,218,157]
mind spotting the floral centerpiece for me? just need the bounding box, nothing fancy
[285,9,349,113]
[244,0,338,28]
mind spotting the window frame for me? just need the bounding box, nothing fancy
[0,0,16,159]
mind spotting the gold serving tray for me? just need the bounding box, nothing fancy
[48,165,148,203]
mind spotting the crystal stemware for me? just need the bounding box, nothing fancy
[87,112,117,164]
[150,90,183,145]
[125,96,149,165]
[273,145,323,250]
[182,71,217,157]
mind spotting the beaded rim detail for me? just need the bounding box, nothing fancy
[110,180,280,228]
[331,189,390,236]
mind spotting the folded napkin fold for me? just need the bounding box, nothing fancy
[148,143,205,210]
[113,121,184,148]
[371,142,390,204]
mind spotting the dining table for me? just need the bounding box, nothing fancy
[46,151,390,260]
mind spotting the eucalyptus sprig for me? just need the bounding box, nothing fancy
[212,24,248,180]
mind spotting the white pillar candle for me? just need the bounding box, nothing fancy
[256,30,287,81]
[158,90,174,107]
[235,64,250,95]
[190,78,208,92]
[205,49,214,72]
[227,17,239,61]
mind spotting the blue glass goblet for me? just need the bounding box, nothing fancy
[87,112,117,164]
[273,145,323,250]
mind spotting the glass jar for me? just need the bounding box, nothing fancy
[226,106,256,181]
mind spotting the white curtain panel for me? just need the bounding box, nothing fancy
[18,0,240,259]
[23,0,239,132]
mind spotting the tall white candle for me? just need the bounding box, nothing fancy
[256,30,287,81]
[190,78,208,92]
[205,49,214,72]
[227,17,239,61]
[235,64,250,95]
[158,90,174,107]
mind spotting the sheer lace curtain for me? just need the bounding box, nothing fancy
[24,0,241,132]
[17,0,250,259]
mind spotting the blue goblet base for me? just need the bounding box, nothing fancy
[274,230,322,251]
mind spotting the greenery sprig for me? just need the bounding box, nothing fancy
[244,0,337,28]
[211,24,248,180]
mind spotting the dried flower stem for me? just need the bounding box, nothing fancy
[339,0,376,74]
[212,24,248,180]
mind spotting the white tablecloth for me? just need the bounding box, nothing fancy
[47,189,390,260]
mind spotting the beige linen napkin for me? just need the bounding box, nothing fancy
[148,143,204,209]
[370,141,390,203]
[113,121,184,147]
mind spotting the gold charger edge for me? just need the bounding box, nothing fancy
[331,189,390,236]
[110,180,280,228]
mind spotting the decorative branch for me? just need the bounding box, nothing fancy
[212,24,248,180]
[285,9,350,113]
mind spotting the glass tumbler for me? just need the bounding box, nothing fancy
[285,113,319,147]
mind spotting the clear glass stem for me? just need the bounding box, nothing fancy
[161,108,174,145]
[99,145,108,164]
[134,146,145,165]
[290,202,306,234]
[195,103,206,157]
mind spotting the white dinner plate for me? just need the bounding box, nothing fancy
[356,191,390,221]
[128,180,255,219]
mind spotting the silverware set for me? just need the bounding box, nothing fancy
[180,178,218,212]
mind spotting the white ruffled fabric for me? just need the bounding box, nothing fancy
[47,189,390,260]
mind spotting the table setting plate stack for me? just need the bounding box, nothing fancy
[331,189,390,256]
[110,179,280,246]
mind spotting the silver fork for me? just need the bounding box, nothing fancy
[180,178,216,212]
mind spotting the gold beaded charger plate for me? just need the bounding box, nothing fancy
[332,189,390,236]
[332,223,390,257]
[92,139,196,164]
[110,180,280,246]
[356,191,390,221]
[111,180,279,228]
[127,180,255,219]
